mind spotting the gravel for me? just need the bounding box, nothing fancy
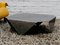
[0,19,60,45]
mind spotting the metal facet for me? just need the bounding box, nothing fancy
[7,13,56,22]
[7,13,56,35]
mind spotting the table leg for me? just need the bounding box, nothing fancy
[4,18,7,23]
[4,18,17,32]
[49,17,56,32]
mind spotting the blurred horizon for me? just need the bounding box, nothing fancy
[0,0,60,19]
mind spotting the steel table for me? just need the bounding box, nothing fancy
[5,13,56,35]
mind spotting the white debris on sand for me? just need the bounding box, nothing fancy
[0,19,60,45]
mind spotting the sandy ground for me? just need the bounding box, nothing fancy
[0,19,59,45]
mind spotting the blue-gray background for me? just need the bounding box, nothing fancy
[2,0,60,19]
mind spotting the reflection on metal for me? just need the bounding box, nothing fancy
[6,13,56,35]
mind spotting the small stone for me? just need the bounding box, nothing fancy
[0,28,4,32]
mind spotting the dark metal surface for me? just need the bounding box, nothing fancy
[7,13,56,35]
[7,13,56,22]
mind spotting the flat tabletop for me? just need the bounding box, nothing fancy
[7,13,56,22]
